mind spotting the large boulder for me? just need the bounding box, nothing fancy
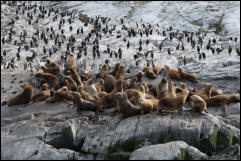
[79,112,240,157]
[1,135,93,160]
[129,141,209,160]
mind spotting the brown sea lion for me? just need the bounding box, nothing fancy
[95,79,105,92]
[142,66,157,79]
[177,67,198,83]
[66,67,83,86]
[46,59,60,68]
[35,72,59,90]
[109,63,120,77]
[204,94,240,113]
[103,74,116,93]
[41,66,61,75]
[157,88,189,113]
[153,65,163,75]
[165,65,181,80]
[96,79,123,109]
[190,94,207,113]
[136,72,143,82]
[198,83,212,99]
[65,55,77,73]
[33,83,51,102]
[115,92,141,120]
[156,77,169,99]
[115,65,125,80]
[72,92,99,112]
[8,83,34,106]
[62,76,78,91]
[211,89,223,97]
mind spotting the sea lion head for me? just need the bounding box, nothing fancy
[161,77,168,84]
[41,83,48,90]
[21,83,31,88]
[41,66,47,72]
[136,72,143,77]
[115,92,127,101]
[102,64,108,71]
[35,72,42,78]
[230,95,240,102]
[46,59,52,65]
[100,79,104,85]
[164,65,170,70]
[177,67,184,73]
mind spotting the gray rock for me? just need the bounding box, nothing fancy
[129,141,208,160]
[1,135,88,160]
[43,118,96,149]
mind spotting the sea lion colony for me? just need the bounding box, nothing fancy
[2,1,240,120]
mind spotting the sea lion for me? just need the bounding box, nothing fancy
[198,83,212,99]
[190,94,207,113]
[65,55,77,72]
[211,89,223,97]
[33,83,51,102]
[114,92,141,120]
[176,82,187,95]
[99,64,108,78]
[139,98,159,114]
[35,72,59,90]
[148,85,157,97]
[125,88,144,105]
[115,65,125,80]
[62,76,78,91]
[46,59,60,68]
[47,87,75,103]
[41,66,61,75]
[109,63,120,77]
[204,94,240,113]
[66,67,83,86]
[96,79,123,109]
[122,79,131,91]
[166,81,177,97]
[136,72,143,82]
[157,88,189,113]
[165,65,181,80]
[8,83,34,106]
[72,92,98,112]
[153,65,163,75]
[95,79,105,92]
[84,77,98,95]
[177,67,198,83]
[76,85,96,102]
[142,67,157,79]
[156,77,168,99]
[103,74,116,93]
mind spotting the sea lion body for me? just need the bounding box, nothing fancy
[165,65,181,80]
[190,94,207,113]
[115,92,141,120]
[158,89,189,113]
[8,83,34,106]
[178,67,198,83]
